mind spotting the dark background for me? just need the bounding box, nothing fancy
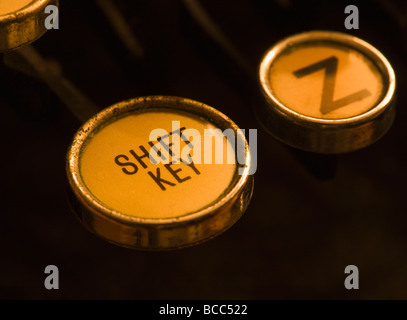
[1,0,406,299]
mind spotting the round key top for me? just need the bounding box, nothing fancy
[258,31,396,154]
[66,96,254,250]
[0,0,58,52]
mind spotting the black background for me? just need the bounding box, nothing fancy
[1,0,406,299]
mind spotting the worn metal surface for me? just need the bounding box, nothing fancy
[66,96,253,249]
[0,0,58,52]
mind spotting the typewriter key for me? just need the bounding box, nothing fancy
[66,96,254,250]
[258,31,395,154]
[0,0,58,52]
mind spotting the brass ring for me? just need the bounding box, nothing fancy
[0,0,58,52]
[258,31,396,154]
[66,96,254,250]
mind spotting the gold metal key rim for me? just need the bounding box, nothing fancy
[66,96,254,249]
[0,0,58,52]
[259,30,396,127]
[258,30,396,154]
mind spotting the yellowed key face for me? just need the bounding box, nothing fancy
[67,96,253,249]
[80,111,236,219]
[0,0,34,15]
[259,31,395,154]
[269,42,384,120]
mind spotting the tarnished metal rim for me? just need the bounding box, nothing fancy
[259,30,396,128]
[0,0,58,52]
[67,96,252,228]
